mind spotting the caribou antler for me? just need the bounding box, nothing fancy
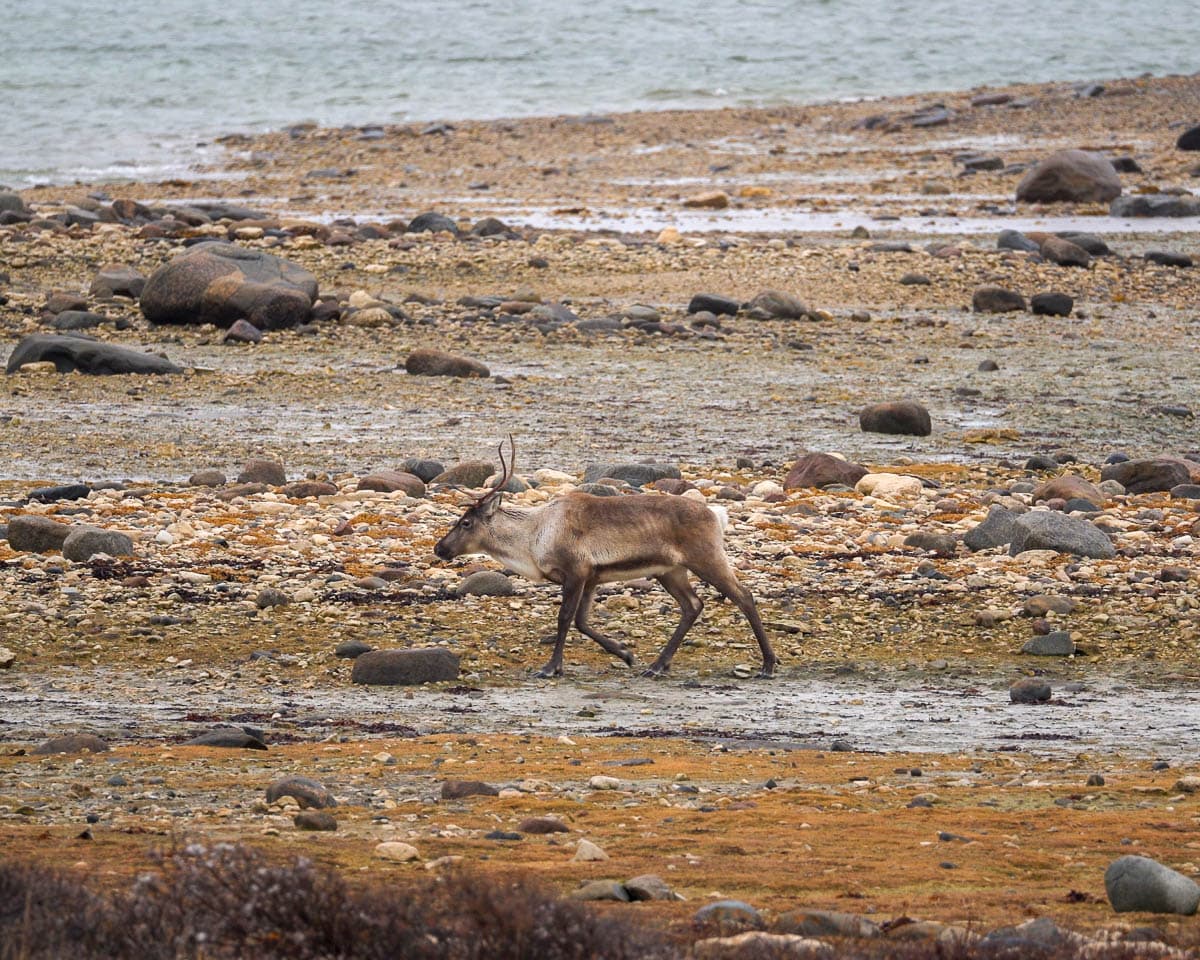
[474,434,516,504]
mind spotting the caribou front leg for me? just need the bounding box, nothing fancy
[535,577,586,678]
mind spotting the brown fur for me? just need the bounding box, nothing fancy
[435,491,777,679]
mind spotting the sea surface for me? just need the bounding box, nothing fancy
[1,0,1194,188]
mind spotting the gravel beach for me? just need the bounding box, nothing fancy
[2,73,1200,945]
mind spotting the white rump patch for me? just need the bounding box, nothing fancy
[707,504,729,533]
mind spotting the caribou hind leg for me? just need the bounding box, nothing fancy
[641,567,704,678]
[690,558,778,678]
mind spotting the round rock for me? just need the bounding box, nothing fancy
[455,570,516,597]
[859,401,932,437]
[267,776,337,809]
[351,648,460,685]
[1010,678,1052,703]
[1105,855,1200,915]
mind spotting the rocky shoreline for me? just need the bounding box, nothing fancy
[2,72,1200,942]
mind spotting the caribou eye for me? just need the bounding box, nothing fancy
[460,518,473,529]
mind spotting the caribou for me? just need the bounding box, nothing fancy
[434,439,777,679]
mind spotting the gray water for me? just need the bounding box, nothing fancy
[2,0,1195,188]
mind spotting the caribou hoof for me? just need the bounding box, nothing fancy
[616,648,635,668]
[640,664,669,679]
[755,665,778,679]
[534,664,563,679]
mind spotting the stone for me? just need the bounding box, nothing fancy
[183,729,268,749]
[1015,150,1121,203]
[89,264,146,299]
[45,292,88,314]
[256,587,290,609]
[62,527,134,562]
[572,839,609,862]
[357,470,426,497]
[1178,126,1200,151]
[1171,484,1200,500]
[578,482,621,497]
[683,190,730,209]
[397,458,445,483]
[903,532,957,556]
[1144,250,1193,268]
[294,811,338,831]
[784,453,868,489]
[582,462,681,487]
[404,349,489,378]
[859,401,932,436]
[471,217,510,237]
[997,229,1040,252]
[687,293,740,316]
[432,461,496,488]
[1057,231,1111,255]
[963,505,1020,551]
[351,648,460,685]
[1039,236,1091,267]
[32,734,109,755]
[374,841,421,862]
[281,480,337,498]
[406,211,459,234]
[1031,292,1074,316]
[0,647,14,669]
[856,473,923,497]
[1023,595,1076,616]
[237,458,286,485]
[518,816,569,834]
[0,192,28,214]
[694,933,830,960]
[6,515,73,552]
[1031,474,1103,504]
[224,319,263,344]
[1111,195,1200,217]
[776,909,881,939]
[1101,458,1191,494]
[624,874,680,901]
[694,900,764,933]
[747,289,809,319]
[189,469,226,487]
[140,242,317,329]
[50,311,107,331]
[569,880,630,902]
[455,570,515,597]
[334,640,373,659]
[1022,632,1075,656]
[1010,678,1052,703]
[972,286,1026,313]
[1009,512,1115,559]
[982,918,1078,951]
[440,780,499,799]
[1105,856,1200,915]
[5,334,182,376]
[28,483,90,503]
[266,776,336,809]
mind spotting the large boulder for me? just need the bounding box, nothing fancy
[859,401,932,437]
[1178,126,1200,151]
[90,264,146,299]
[1101,458,1192,494]
[6,515,73,552]
[140,242,318,329]
[972,286,1026,313]
[582,462,681,487]
[963,505,1020,551]
[1015,150,1121,203]
[1111,195,1200,218]
[350,648,460,685]
[404,349,490,378]
[1105,855,1200,915]
[784,452,868,489]
[1009,512,1115,558]
[62,527,134,562]
[5,334,181,375]
[1031,474,1103,504]
[747,290,810,320]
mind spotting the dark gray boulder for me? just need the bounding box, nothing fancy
[963,505,1020,551]
[687,293,740,316]
[455,570,516,597]
[140,242,318,329]
[1021,631,1075,656]
[1101,458,1192,494]
[90,264,146,299]
[183,728,268,750]
[1111,195,1200,218]
[1009,512,1115,558]
[237,458,286,485]
[62,527,134,562]
[1031,292,1074,316]
[432,461,496,488]
[28,483,91,503]
[973,286,1026,313]
[397,458,445,482]
[351,648,460,685]
[50,311,108,331]
[266,776,336,809]
[582,462,681,487]
[406,211,459,234]
[1105,855,1200,914]
[6,515,74,552]
[6,334,182,375]
[776,909,881,939]
[1010,678,1052,703]
[997,229,1040,252]
[859,401,932,436]
[404,349,489,378]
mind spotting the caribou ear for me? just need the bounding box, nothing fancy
[481,491,503,517]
